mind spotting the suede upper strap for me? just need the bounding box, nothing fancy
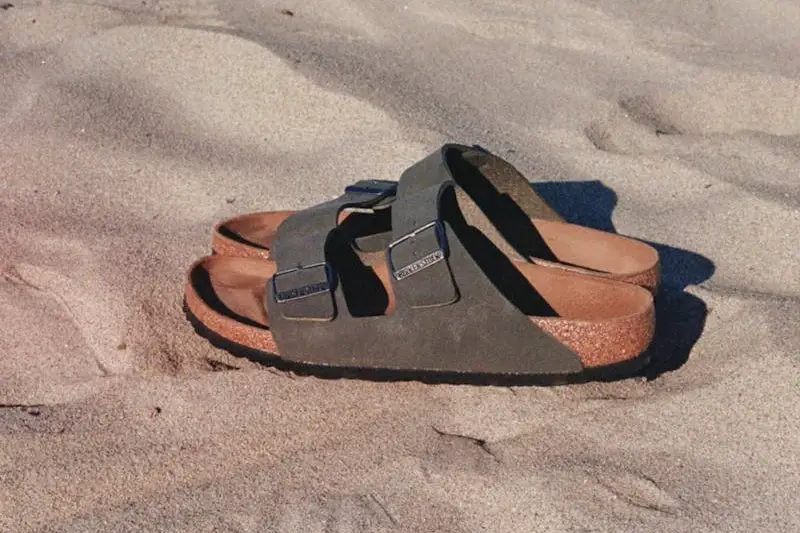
[386,181,459,309]
[270,179,396,321]
[396,144,563,223]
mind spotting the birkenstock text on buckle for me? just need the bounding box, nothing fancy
[271,262,334,303]
[386,220,449,281]
[270,261,337,321]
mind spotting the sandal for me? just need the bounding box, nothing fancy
[185,180,655,384]
[211,144,660,292]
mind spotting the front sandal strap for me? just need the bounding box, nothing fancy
[387,181,459,309]
[269,179,396,321]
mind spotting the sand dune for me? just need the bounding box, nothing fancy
[1,1,798,531]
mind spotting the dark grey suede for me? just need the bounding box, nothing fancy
[270,179,396,321]
[265,181,583,376]
[397,143,564,223]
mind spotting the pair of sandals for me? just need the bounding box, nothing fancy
[184,144,661,385]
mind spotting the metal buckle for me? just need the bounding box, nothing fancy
[344,179,398,197]
[271,262,334,304]
[386,220,448,281]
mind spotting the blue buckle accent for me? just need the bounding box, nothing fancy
[344,179,398,197]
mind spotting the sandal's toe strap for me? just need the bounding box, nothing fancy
[268,178,397,320]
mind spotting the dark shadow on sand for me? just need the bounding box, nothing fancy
[531,179,714,380]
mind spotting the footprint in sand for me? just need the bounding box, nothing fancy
[267,493,404,533]
[589,467,682,516]
[0,259,130,402]
[586,76,800,156]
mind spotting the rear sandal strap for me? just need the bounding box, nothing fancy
[397,144,564,223]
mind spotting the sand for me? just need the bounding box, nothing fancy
[1,0,798,531]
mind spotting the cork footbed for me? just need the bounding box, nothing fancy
[184,254,655,375]
[211,210,661,292]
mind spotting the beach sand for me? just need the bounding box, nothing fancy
[1,1,798,531]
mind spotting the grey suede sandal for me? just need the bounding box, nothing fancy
[185,179,655,385]
[210,144,660,292]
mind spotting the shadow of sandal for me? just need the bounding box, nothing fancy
[470,145,712,380]
[529,179,714,380]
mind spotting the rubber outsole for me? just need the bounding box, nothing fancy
[183,300,651,386]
